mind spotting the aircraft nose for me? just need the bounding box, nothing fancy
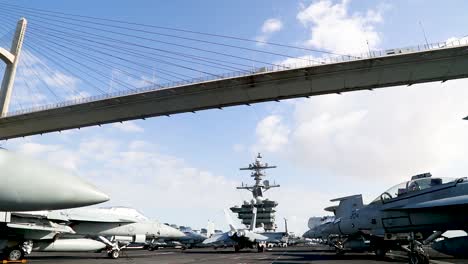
[161,224,185,238]
[0,150,109,211]
[174,228,186,238]
[61,177,110,207]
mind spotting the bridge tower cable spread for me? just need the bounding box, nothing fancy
[0,18,27,117]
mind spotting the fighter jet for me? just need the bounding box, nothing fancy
[36,206,185,259]
[0,149,109,211]
[146,225,211,250]
[0,210,78,260]
[203,207,269,252]
[303,215,371,253]
[303,173,468,264]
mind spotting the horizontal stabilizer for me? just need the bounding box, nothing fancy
[324,206,338,213]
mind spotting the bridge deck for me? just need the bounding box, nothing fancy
[1,42,468,140]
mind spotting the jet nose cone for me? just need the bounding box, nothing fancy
[0,150,109,211]
[174,228,186,238]
[64,178,110,207]
[160,224,185,239]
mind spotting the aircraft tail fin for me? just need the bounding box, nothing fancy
[223,209,236,232]
[206,220,215,238]
[249,206,257,231]
[329,194,363,218]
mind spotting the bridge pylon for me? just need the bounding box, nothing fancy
[0,18,27,117]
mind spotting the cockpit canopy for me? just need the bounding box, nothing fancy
[372,175,458,203]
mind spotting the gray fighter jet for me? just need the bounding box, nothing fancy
[145,225,211,250]
[203,207,269,252]
[0,149,109,211]
[303,173,468,264]
[1,207,185,260]
[36,206,185,259]
[0,211,78,260]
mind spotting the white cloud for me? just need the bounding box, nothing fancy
[297,0,383,54]
[262,18,283,34]
[253,115,290,153]
[17,142,81,171]
[277,54,324,68]
[8,138,243,230]
[112,121,144,133]
[253,80,468,184]
[256,18,283,44]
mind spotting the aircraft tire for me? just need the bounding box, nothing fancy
[257,245,265,253]
[6,247,24,261]
[234,245,240,252]
[375,248,387,258]
[408,252,429,264]
[335,249,345,256]
[108,250,120,259]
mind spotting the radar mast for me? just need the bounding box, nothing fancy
[231,153,280,231]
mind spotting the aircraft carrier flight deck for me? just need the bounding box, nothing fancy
[26,246,466,264]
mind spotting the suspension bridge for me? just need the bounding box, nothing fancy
[1,3,468,140]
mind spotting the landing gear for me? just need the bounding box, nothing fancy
[108,249,120,259]
[374,247,388,258]
[331,239,346,255]
[6,247,24,261]
[148,245,159,251]
[406,233,429,264]
[257,244,265,253]
[335,248,345,256]
[408,252,429,264]
[234,245,240,252]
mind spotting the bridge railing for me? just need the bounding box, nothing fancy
[6,38,468,117]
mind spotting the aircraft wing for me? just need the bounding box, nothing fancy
[61,211,138,223]
[12,211,136,223]
[13,211,70,222]
[386,195,468,210]
[7,222,75,233]
[202,232,232,245]
[244,232,268,242]
[66,215,137,223]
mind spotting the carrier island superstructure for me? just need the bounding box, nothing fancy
[230,154,280,231]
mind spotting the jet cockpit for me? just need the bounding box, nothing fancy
[372,173,461,204]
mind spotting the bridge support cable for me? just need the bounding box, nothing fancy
[0,7,342,112]
[0,4,328,64]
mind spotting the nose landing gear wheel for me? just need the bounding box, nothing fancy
[7,247,24,261]
[375,248,388,258]
[108,250,120,259]
[234,245,240,252]
[257,245,265,252]
[408,252,429,264]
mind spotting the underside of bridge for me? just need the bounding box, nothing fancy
[0,44,468,140]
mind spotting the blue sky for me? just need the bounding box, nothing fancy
[2,0,468,234]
